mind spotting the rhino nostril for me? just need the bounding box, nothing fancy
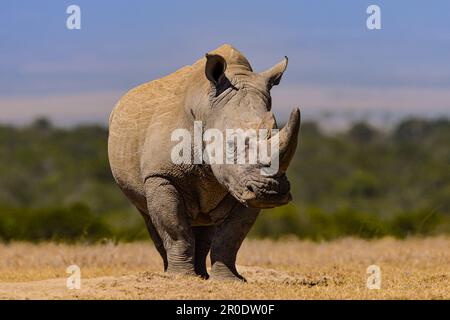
[247,185,254,193]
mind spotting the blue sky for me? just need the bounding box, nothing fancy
[1,1,449,126]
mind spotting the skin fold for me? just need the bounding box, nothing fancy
[108,44,300,280]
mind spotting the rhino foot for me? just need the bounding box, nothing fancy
[166,265,196,277]
[210,262,246,282]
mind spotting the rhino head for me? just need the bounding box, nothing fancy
[187,46,300,209]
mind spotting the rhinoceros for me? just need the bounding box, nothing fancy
[108,44,300,280]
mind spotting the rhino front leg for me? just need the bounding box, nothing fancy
[210,204,260,281]
[145,177,195,275]
[193,226,214,278]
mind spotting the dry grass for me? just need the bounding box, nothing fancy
[0,237,449,299]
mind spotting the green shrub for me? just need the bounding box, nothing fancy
[0,203,112,242]
[388,209,444,238]
[251,205,449,240]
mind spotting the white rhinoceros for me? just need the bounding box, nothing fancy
[108,44,300,280]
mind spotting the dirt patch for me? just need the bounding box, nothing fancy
[0,238,449,299]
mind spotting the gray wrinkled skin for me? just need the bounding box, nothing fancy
[108,44,300,280]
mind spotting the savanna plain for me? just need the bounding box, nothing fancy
[0,237,449,300]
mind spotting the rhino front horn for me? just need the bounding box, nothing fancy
[274,108,301,173]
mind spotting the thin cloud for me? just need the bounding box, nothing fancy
[0,91,124,126]
[1,84,448,127]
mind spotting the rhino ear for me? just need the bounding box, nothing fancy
[261,56,288,88]
[205,54,227,86]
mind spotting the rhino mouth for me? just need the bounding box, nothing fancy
[232,175,292,209]
[235,108,298,209]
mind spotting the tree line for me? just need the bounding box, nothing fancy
[0,117,449,241]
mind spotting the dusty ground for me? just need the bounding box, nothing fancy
[0,237,449,299]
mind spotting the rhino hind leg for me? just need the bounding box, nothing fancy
[144,177,196,276]
[210,204,260,281]
[139,209,168,270]
[193,226,214,278]
[120,187,169,271]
